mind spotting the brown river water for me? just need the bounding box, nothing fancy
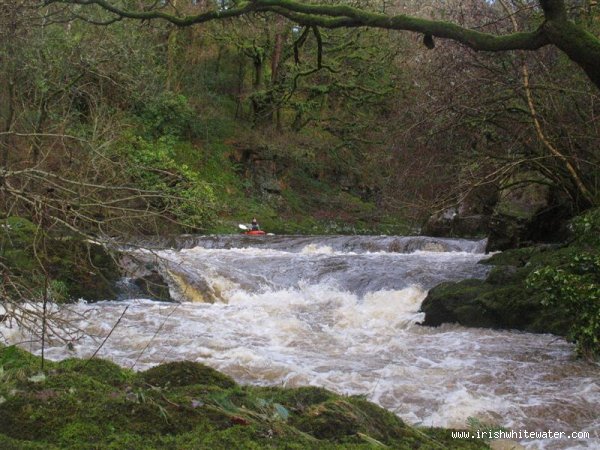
[2,235,598,449]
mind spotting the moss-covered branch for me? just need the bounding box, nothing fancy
[261,0,550,51]
[46,0,256,26]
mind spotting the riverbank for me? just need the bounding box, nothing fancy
[420,208,600,359]
[0,344,488,449]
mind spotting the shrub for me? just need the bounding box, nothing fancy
[570,207,600,248]
[527,209,600,360]
[136,91,196,139]
[121,135,217,230]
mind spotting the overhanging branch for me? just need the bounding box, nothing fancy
[46,0,600,89]
[46,0,257,26]
[49,0,548,51]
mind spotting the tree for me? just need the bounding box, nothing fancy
[47,0,600,90]
[42,1,599,211]
[0,2,217,358]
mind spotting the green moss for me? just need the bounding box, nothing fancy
[291,397,412,444]
[422,241,586,336]
[255,386,336,412]
[0,344,46,372]
[137,361,236,389]
[103,433,151,450]
[293,400,363,441]
[58,422,104,448]
[482,245,551,266]
[57,358,133,387]
[0,350,489,449]
[0,395,82,441]
[171,425,279,450]
[0,433,58,450]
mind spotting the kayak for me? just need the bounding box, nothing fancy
[238,224,268,235]
[244,230,266,236]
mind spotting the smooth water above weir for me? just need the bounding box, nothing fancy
[3,235,599,449]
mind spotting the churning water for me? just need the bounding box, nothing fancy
[3,235,599,449]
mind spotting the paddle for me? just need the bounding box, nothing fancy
[239,223,273,235]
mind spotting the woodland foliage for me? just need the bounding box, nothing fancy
[527,208,600,359]
[0,1,599,354]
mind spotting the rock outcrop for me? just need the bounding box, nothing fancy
[423,175,573,252]
[419,245,573,335]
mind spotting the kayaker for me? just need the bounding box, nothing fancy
[251,217,260,231]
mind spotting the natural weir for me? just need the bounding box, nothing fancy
[3,235,599,449]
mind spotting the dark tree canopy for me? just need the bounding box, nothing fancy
[48,0,600,90]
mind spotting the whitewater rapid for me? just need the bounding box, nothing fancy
[2,235,598,449]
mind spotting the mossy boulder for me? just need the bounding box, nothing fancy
[420,280,498,328]
[293,399,370,441]
[1,216,121,301]
[485,178,572,251]
[256,386,336,412]
[420,244,579,335]
[0,344,42,372]
[138,361,236,389]
[292,397,410,444]
[47,238,121,301]
[56,358,133,387]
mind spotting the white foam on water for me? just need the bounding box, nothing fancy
[334,287,426,328]
[2,239,599,449]
[300,244,337,255]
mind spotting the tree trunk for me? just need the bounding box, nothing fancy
[543,19,600,89]
[0,7,16,170]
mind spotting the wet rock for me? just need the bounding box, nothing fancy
[421,242,447,252]
[423,210,490,238]
[419,280,499,329]
[119,253,173,302]
[1,217,122,301]
[423,176,573,251]
[133,271,172,302]
[419,245,573,335]
[423,184,497,238]
[486,213,530,251]
[486,181,572,251]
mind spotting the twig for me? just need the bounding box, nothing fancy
[86,305,129,362]
[130,303,180,370]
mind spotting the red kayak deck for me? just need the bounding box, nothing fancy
[244,230,266,235]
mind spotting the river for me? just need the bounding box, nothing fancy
[3,235,599,449]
